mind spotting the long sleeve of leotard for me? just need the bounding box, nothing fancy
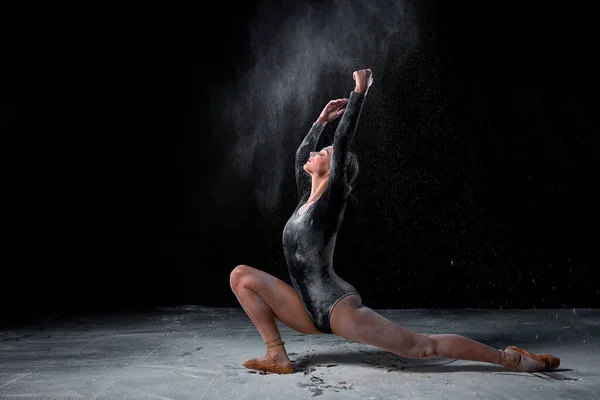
[295,121,325,200]
[329,91,366,194]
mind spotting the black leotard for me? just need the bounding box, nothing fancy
[282,91,365,334]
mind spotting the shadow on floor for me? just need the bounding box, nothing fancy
[288,348,577,380]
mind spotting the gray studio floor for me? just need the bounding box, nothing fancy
[0,306,598,400]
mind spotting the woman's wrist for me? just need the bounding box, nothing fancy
[354,85,368,95]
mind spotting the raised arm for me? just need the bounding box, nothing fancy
[294,98,350,200]
[329,69,373,190]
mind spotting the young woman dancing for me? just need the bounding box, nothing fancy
[230,68,560,374]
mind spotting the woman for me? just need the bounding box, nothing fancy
[230,68,560,374]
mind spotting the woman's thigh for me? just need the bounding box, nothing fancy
[230,264,324,334]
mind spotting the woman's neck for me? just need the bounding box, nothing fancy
[308,175,329,202]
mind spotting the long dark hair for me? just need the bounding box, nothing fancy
[345,150,360,217]
[346,150,359,194]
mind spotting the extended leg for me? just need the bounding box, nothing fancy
[331,297,500,363]
[330,296,559,371]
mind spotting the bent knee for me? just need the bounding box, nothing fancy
[230,264,253,289]
[407,337,438,359]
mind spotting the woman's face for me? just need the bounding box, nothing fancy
[304,145,333,177]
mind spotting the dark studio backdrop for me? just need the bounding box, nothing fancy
[4,0,599,323]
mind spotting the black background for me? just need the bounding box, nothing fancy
[4,1,599,324]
